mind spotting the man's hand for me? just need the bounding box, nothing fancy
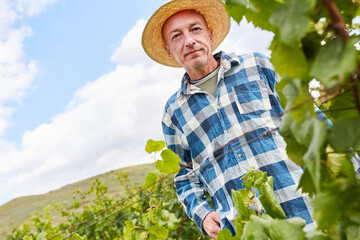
[203,211,221,239]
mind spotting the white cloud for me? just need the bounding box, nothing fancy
[0,0,60,137]
[0,15,273,205]
[111,19,154,67]
[219,19,274,56]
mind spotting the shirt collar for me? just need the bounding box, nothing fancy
[179,51,240,95]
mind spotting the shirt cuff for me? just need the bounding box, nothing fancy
[192,203,215,236]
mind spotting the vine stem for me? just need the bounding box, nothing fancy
[322,0,349,41]
[322,0,360,115]
[350,64,360,116]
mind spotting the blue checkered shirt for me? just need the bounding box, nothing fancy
[162,52,314,235]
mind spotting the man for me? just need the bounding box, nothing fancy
[142,0,314,238]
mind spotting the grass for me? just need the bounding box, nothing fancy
[0,163,156,239]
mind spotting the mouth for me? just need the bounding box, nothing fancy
[184,49,201,57]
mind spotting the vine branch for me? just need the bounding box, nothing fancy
[322,0,360,115]
[350,64,360,116]
[322,0,349,41]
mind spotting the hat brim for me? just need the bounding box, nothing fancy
[141,0,231,68]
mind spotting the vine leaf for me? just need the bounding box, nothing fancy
[302,119,328,192]
[225,0,279,32]
[259,179,286,219]
[298,168,317,197]
[328,118,360,152]
[145,139,165,154]
[270,0,315,44]
[143,172,158,191]
[216,228,239,240]
[36,232,47,240]
[283,137,306,166]
[270,36,309,80]
[156,149,181,174]
[232,189,251,220]
[148,224,168,239]
[242,221,268,240]
[310,38,357,86]
[269,219,305,240]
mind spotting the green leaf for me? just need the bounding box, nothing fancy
[329,118,360,152]
[225,0,279,31]
[259,180,286,219]
[312,192,342,229]
[71,233,87,240]
[225,0,248,23]
[310,38,358,86]
[326,90,359,121]
[216,228,239,240]
[135,232,147,240]
[270,0,315,44]
[46,234,64,240]
[148,224,168,240]
[270,36,309,79]
[227,0,258,12]
[327,150,357,181]
[298,168,317,197]
[155,149,181,174]
[242,220,268,240]
[290,92,315,123]
[239,189,255,207]
[36,232,47,240]
[305,230,331,240]
[290,117,315,147]
[269,219,305,240]
[231,189,251,220]
[346,223,360,240]
[249,214,273,231]
[125,220,135,230]
[253,171,267,189]
[143,172,158,191]
[302,119,328,192]
[284,137,306,166]
[145,139,165,154]
[285,217,306,229]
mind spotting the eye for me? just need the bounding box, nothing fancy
[171,33,181,41]
[192,27,202,32]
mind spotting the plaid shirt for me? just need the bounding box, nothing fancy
[162,52,314,235]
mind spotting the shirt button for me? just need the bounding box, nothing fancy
[227,129,231,133]
[238,154,242,158]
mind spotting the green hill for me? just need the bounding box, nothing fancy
[0,163,156,239]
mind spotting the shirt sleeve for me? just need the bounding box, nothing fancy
[254,52,281,99]
[162,109,215,235]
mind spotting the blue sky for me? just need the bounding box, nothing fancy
[0,0,273,205]
[6,0,164,143]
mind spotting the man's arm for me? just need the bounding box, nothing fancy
[162,112,216,235]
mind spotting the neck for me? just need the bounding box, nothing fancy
[185,57,219,81]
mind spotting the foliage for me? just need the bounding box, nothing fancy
[225,0,360,239]
[8,140,207,240]
[217,168,330,240]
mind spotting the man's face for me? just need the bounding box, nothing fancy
[162,10,214,72]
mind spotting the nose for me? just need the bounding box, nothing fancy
[184,33,195,48]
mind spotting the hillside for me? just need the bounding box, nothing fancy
[0,163,156,239]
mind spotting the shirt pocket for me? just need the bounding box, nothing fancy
[230,79,271,115]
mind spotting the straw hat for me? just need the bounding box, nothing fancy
[141,0,231,67]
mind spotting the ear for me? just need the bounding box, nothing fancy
[164,45,174,58]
